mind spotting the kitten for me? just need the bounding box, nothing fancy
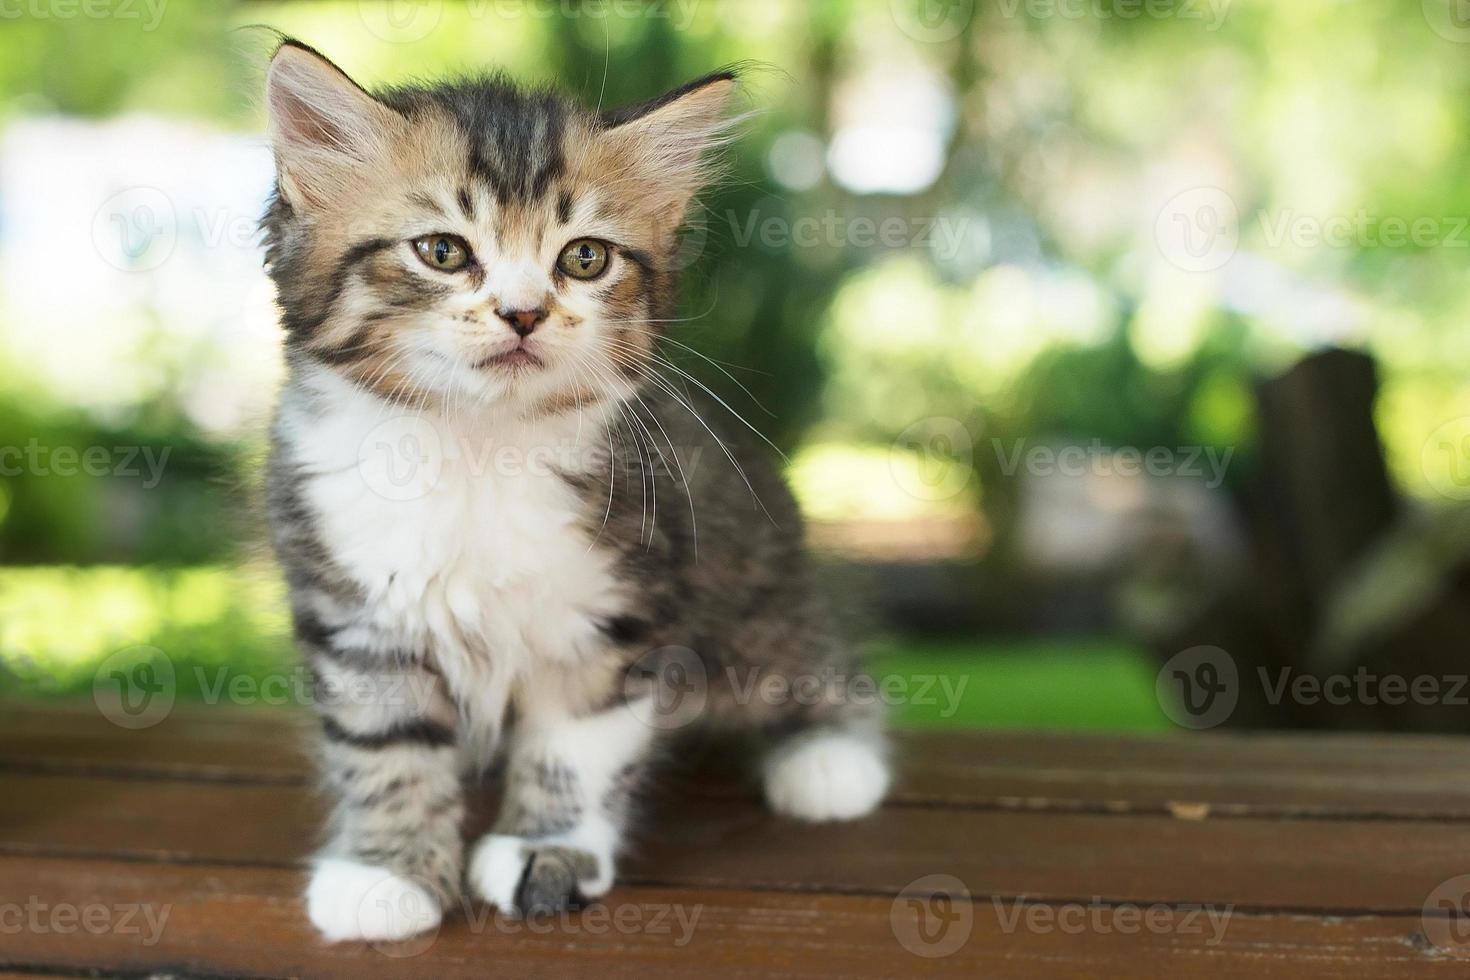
[260,39,889,942]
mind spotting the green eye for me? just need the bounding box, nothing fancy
[557,238,609,280]
[412,234,471,272]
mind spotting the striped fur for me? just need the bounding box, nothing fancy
[261,41,888,941]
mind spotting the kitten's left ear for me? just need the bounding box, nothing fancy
[602,72,740,227]
[265,40,399,210]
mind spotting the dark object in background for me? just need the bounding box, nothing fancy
[1151,347,1470,732]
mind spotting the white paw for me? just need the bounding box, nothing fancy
[306,858,442,943]
[468,835,528,911]
[764,731,890,821]
[469,834,610,914]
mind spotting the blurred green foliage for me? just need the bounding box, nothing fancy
[2,0,1468,565]
[0,0,1468,724]
[0,390,244,564]
[0,563,1163,730]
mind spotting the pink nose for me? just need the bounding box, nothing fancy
[497,307,548,337]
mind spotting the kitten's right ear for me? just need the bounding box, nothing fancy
[266,41,395,209]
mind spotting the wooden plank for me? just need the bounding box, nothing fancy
[6,701,1470,819]
[0,855,1460,979]
[3,771,1468,912]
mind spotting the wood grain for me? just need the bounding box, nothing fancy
[7,701,1470,819]
[1,856,1463,979]
[4,770,1470,912]
[6,700,1470,977]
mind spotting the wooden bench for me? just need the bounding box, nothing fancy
[2,701,1469,977]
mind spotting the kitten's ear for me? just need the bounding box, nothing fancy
[266,41,396,209]
[603,72,740,227]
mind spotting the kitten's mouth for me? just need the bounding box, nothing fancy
[472,347,544,372]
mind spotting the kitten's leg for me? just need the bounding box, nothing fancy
[469,703,653,915]
[761,682,890,822]
[300,621,464,943]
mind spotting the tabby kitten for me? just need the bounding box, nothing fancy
[261,40,889,942]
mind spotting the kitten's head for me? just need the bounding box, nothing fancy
[261,40,736,414]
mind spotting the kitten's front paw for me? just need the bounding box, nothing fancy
[764,730,890,821]
[469,835,608,916]
[306,858,443,942]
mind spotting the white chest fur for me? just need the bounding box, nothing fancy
[279,368,626,737]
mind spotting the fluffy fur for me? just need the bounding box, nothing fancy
[260,40,888,943]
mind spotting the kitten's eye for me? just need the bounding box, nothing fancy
[412,234,471,272]
[557,239,609,280]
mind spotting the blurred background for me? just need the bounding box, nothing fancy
[2,0,1469,732]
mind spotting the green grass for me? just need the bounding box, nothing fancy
[1,565,1168,732]
[870,639,1170,731]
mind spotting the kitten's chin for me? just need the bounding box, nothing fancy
[438,354,577,411]
[471,348,544,372]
